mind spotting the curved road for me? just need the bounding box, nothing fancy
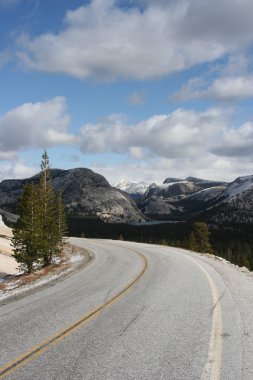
[0,239,243,379]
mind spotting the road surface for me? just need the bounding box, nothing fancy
[0,239,243,379]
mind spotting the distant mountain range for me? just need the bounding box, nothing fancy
[114,175,253,223]
[113,180,150,199]
[0,169,253,225]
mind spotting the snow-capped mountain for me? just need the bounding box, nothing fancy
[2,170,253,225]
[218,176,253,200]
[137,176,228,218]
[203,175,253,224]
[114,180,150,198]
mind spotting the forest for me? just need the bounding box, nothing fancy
[67,216,253,271]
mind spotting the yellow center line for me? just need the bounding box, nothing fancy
[0,247,148,379]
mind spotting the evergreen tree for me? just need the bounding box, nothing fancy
[12,150,68,271]
[189,222,213,253]
[12,183,42,273]
[39,150,57,266]
[54,192,68,253]
[188,231,198,251]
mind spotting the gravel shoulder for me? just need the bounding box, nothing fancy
[184,249,253,380]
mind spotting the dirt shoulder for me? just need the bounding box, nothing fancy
[0,243,94,304]
[187,250,253,380]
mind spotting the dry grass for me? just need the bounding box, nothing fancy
[18,263,71,286]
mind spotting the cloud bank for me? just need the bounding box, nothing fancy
[16,0,253,81]
[1,98,253,182]
[78,108,241,159]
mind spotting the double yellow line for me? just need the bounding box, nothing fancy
[0,247,148,379]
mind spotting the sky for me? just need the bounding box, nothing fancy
[1,0,253,185]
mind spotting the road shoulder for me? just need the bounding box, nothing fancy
[186,250,253,380]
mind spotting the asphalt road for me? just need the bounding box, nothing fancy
[0,239,243,379]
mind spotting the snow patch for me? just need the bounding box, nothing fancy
[114,180,150,195]
[69,253,84,263]
[222,175,253,199]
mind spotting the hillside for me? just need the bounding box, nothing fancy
[137,177,228,219]
[0,168,145,224]
[202,176,253,224]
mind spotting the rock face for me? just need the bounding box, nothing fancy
[0,168,145,223]
[137,174,253,223]
[2,170,253,224]
[203,176,253,224]
[137,177,228,219]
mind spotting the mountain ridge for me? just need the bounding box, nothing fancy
[1,170,253,225]
[0,168,145,224]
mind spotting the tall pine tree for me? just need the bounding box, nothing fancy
[54,192,68,252]
[12,183,42,273]
[12,150,68,272]
[39,150,57,266]
[39,150,68,266]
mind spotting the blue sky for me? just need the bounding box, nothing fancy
[1,0,253,184]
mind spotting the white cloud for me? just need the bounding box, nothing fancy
[0,160,37,182]
[206,77,253,101]
[172,75,253,102]
[2,96,253,183]
[16,0,253,80]
[90,154,253,185]
[171,54,253,102]
[212,121,253,157]
[0,97,76,156]
[78,108,230,159]
[78,106,253,182]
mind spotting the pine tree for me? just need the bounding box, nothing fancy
[12,183,42,273]
[12,150,68,271]
[54,192,68,253]
[189,222,213,254]
[39,150,56,266]
[188,231,198,251]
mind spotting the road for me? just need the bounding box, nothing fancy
[0,239,243,379]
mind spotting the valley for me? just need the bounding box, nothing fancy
[0,168,253,271]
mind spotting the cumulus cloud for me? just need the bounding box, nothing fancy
[212,122,253,157]
[90,154,253,185]
[78,108,230,159]
[171,54,253,102]
[2,98,253,182]
[0,97,76,156]
[0,160,37,181]
[172,75,253,102]
[78,106,253,182]
[16,0,253,80]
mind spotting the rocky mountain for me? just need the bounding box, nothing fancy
[137,177,228,219]
[216,176,253,201]
[202,176,253,224]
[139,174,253,224]
[0,168,145,224]
[2,169,253,225]
[114,180,150,199]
